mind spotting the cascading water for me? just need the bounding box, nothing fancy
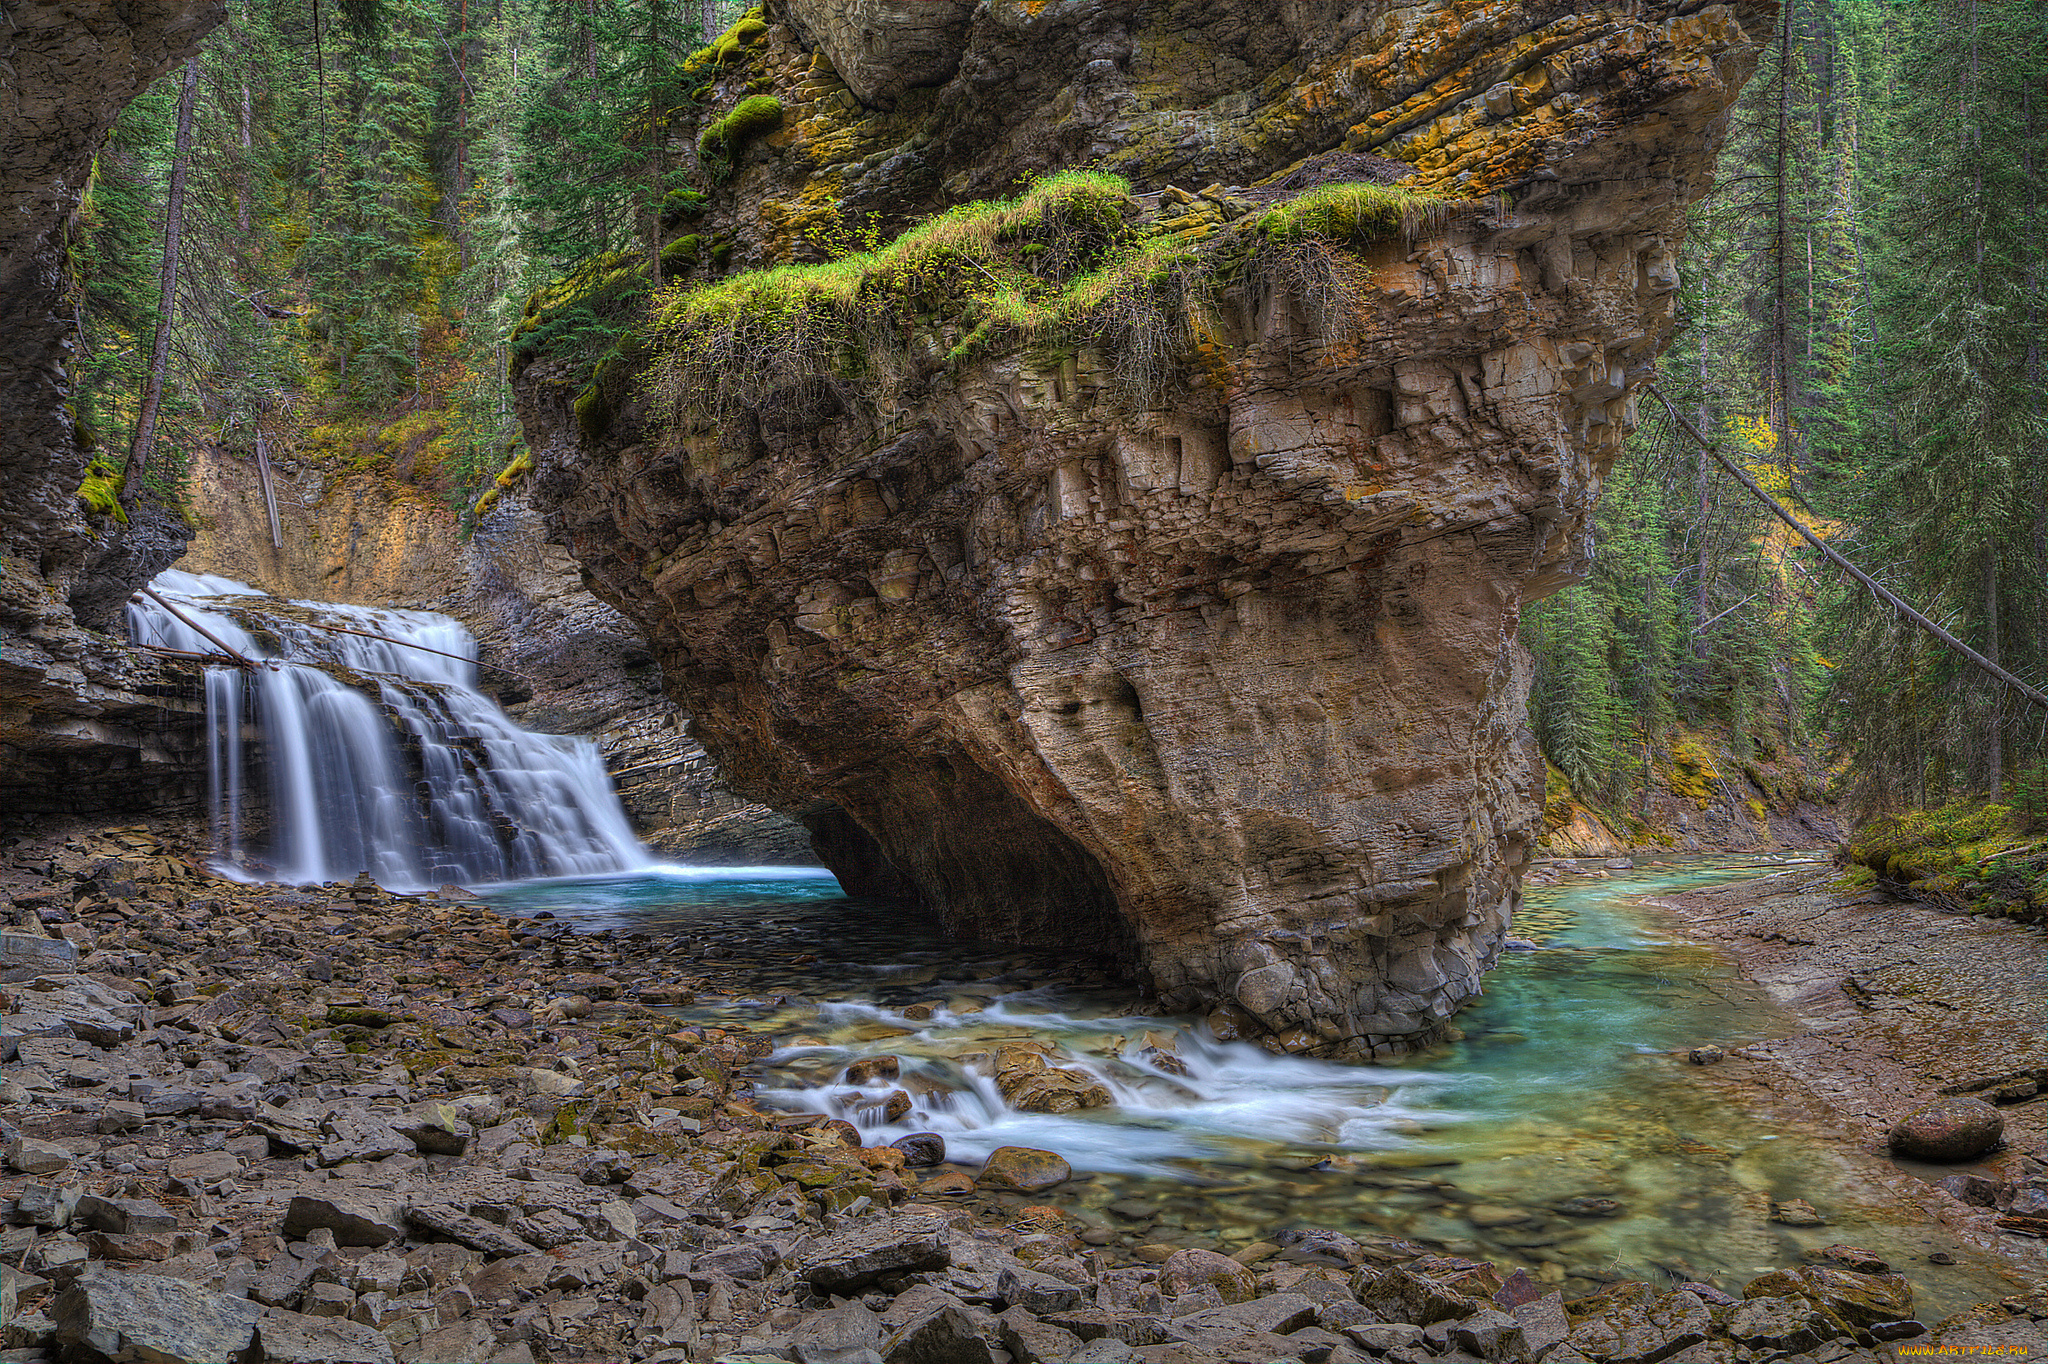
[129,569,650,889]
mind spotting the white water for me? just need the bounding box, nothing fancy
[754,994,1458,1180]
[130,569,649,890]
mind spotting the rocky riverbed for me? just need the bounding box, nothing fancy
[1654,866,2048,1285]
[3,825,2045,1364]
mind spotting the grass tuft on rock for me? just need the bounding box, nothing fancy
[470,448,533,520]
[641,170,1455,429]
[1253,181,1453,245]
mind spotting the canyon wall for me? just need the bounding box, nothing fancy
[0,2,224,819]
[518,0,1776,1055]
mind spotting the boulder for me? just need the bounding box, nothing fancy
[1451,1307,1529,1362]
[976,1146,1070,1193]
[845,1055,901,1084]
[892,1132,946,1167]
[1512,1291,1570,1358]
[1355,1266,1481,1325]
[802,1215,951,1294]
[998,1262,1086,1315]
[282,1191,408,1247]
[1158,1248,1257,1305]
[53,1265,261,1364]
[316,1107,410,1166]
[1562,1289,1709,1364]
[1722,1296,1837,1354]
[1888,1097,2004,1161]
[77,1194,180,1235]
[882,1292,999,1364]
[997,1305,1085,1364]
[405,1204,537,1258]
[1175,1293,1318,1335]
[1741,1265,1913,1328]
[392,1101,473,1156]
[5,1136,70,1175]
[792,1300,885,1364]
[249,1309,398,1364]
[402,1316,495,1364]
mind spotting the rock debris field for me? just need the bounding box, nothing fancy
[4,826,2046,1364]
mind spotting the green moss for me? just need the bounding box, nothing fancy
[661,234,704,272]
[626,169,1461,451]
[697,95,784,180]
[574,382,612,441]
[470,448,534,520]
[645,170,1201,415]
[1844,798,2048,924]
[685,7,769,75]
[77,460,128,524]
[662,188,709,226]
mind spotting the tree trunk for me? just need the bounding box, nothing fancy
[238,1,253,236]
[120,56,201,506]
[648,0,664,291]
[1985,553,2003,793]
[1771,0,1794,466]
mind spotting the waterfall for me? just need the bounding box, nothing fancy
[129,569,650,889]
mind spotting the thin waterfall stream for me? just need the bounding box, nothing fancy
[129,569,650,889]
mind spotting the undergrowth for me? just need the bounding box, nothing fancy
[1843,798,2048,924]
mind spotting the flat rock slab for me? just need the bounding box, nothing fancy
[55,1265,262,1364]
[802,1215,950,1294]
[406,1203,537,1258]
[1176,1293,1318,1337]
[282,1191,408,1246]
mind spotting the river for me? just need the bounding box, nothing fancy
[485,855,2020,1318]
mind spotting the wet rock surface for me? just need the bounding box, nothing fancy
[6,829,2037,1363]
[1660,865,2048,1288]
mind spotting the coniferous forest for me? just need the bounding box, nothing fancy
[69,0,2048,875]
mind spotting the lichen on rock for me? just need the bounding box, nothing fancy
[515,0,1779,1055]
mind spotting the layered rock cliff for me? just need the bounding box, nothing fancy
[0,2,224,818]
[517,0,1775,1055]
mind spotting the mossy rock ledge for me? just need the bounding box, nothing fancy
[511,0,1780,1058]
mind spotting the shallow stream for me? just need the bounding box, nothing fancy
[486,857,2019,1317]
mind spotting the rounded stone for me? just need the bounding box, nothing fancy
[845,1055,901,1085]
[976,1146,1071,1193]
[1888,1098,2003,1162]
[1159,1247,1257,1304]
[891,1132,946,1167]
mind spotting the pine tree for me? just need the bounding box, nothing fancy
[1824,0,2048,801]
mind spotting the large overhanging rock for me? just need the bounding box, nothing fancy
[519,0,1775,1055]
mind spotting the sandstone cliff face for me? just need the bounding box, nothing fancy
[518,0,1774,1054]
[0,2,223,820]
[176,448,808,861]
